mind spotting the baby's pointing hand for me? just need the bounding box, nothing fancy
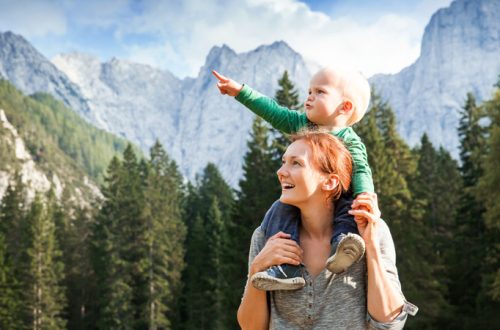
[212,70,243,97]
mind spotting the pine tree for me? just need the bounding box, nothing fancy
[91,155,134,329]
[410,134,460,326]
[275,71,301,110]
[144,141,186,329]
[182,163,234,330]
[120,146,153,330]
[223,117,281,329]
[447,93,488,328]
[54,190,95,330]
[0,173,25,328]
[183,215,208,330]
[0,233,22,329]
[0,172,25,265]
[93,143,186,328]
[271,70,302,164]
[21,193,67,330]
[352,93,386,190]
[474,87,500,327]
[205,197,225,330]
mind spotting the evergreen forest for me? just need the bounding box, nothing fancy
[0,72,499,329]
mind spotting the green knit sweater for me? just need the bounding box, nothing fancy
[236,84,374,196]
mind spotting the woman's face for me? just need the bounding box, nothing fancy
[277,140,335,206]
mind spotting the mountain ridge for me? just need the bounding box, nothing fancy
[0,0,498,186]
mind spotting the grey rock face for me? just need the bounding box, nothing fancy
[53,41,312,187]
[0,31,91,119]
[370,0,500,156]
[52,53,182,152]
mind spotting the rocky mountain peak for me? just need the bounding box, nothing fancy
[0,31,92,119]
[370,0,500,156]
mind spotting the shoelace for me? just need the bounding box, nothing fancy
[277,265,288,278]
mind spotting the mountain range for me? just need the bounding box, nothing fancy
[0,0,498,187]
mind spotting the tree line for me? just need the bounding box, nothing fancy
[0,72,498,329]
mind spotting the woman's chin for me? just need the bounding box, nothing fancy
[279,193,299,206]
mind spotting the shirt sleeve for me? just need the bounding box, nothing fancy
[235,84,308,134]
[366,220,418,330]
[243,228,267,300]
[248,227,266,271]
[343,133,375,196]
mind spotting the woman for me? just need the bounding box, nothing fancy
[237,131,416,329]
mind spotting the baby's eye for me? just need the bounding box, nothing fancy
[317,90,325,94]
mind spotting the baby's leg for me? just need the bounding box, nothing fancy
[326,192,365,274]
[252,200,305,291]
[331,192,360,244]
[260,200,300,243]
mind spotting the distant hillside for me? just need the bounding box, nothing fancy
[0,79,139,201]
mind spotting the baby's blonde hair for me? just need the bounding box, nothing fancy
[319,67,371,126]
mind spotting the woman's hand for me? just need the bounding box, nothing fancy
[349,192,381,248]
[250,232,303,276]
[212,70,243,96]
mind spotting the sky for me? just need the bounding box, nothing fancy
[0,0,454,78]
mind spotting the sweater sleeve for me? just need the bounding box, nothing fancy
[366,220,418,330]
[235,84,308,134]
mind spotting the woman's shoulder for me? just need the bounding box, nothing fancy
[377,218,391,234]
[249,226,266,261]
[251,226,265,243]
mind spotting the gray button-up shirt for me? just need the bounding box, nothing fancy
[247,219,412,330]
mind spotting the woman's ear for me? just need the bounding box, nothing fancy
[322,174,339,192]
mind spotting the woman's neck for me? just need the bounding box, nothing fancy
[298,198,334,241]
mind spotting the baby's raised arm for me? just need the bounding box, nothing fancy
[212,70,307,134]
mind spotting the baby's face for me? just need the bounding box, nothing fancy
[305,69,344,126]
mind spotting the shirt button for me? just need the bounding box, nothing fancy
[309,304,312,308]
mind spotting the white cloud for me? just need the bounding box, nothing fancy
[0,0,67,37]
[61,0,133,32]
[4,0,452,78]
[107,0,453,78]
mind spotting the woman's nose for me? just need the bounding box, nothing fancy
[277,165,287,177]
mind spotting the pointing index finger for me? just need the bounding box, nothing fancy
[212,70,228,82]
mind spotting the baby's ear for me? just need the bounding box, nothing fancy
[343,100,353,111]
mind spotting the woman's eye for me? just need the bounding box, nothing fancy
[293,161,301,166]
[317,90,324,94]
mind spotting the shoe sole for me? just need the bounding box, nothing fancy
[251,272,306,291]
[326,234,365,274]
